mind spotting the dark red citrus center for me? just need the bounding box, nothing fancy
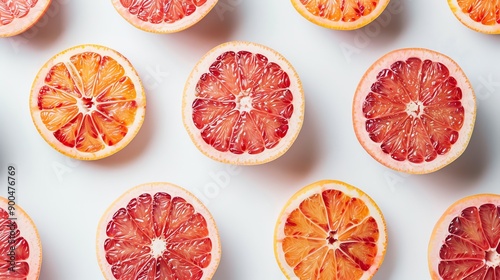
[192,50,294,155]
[363,57,465,163]
[457,0,500,25]
[299,0,380,22]
[0,0,38,26]
[0,208,30,278]
[119,0,208,24]
[438,203,500,279]
[104,192,213,280]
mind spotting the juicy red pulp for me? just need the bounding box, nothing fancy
[120,0,208,24]
[192,50,294,155]
[0,208,30,278]
[363,57,465,163]
[0,0,38,26]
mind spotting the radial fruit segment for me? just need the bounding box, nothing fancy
[183,41,305,165]
[428,194,500,280]
[0,0,51,37]
[30,44,146,160]
[97,182,221,280]
[274,180,387,280]
[290,0,391,30]
[447,0,500,34]
[0,197,42,280]
[353,48,476,174]
[111,0,218,33]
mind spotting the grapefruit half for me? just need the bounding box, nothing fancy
[0,0,51,37]
[447,0,500,34]
[182,41,305,165]
[353,48,476,174]
[96,182,221,280]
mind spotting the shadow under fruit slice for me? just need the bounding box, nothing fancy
[290,0,391,30]
[96,182,221,280]
[0,0,52,37]
[0,196,42,279]
[447,0,500,34]
[428,194,500,280]
[30,44,146,160]
[274,180,387,280]
[111,0,219,33]
[352,48,476,174]
[182,41,305,165]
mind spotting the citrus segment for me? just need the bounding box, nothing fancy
[448,0,500,34]
[291,0,391,30]
[275,180,387,280]
[0,0,51,37]
[30,44,146,160]
[0,197,42,280]
[183,41,304,165]
[353,48,476,174]
[111,0,218,33]
[428,194,500,280]
[97,182,221,280]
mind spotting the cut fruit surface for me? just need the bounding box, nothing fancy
[274,180,387,280]
[0,0,51,37]
[111,0,218,33]
[353,48,476,174]
[182,41,305,165]
[290,0,391,30]
[448,0,500,34]
[0,196,42,280]
[96,182,221,280]
[428,194,500,280]
[30,44,146,160]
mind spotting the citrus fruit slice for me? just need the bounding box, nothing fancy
[0,196,42,279]
[96,182,221,280]
[290,0,391,30]
[182,41,305,165]
[352,48,476,174]
[428,194,500,280]
[448,0,500,34]
[274,180,387,280]
[30,44,146,160]
[0,0,51,37]
[111,0,218,33]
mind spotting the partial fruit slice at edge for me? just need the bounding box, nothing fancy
[274,180,387,280]
[290,0,391,30]
[182,41,305,165]
[111,0,219,33]
[96,182,221,280]
[0,196,42,280]
[447,0,500,34]
[428,194,500,280]
[0,0,52,37]
[352,48,476,174]
[30,44,146,160]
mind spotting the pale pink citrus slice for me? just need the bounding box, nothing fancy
[0,0,51,37]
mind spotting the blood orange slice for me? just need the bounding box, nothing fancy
[111,0,218,33]
[182,41,305,165]
[353,48,476,174]
[448,0,500,34]
[30,44,146,160]
[0,196,42,280]
[96,182,221,280]
[428,194,500,280]
[274,180,387,280]
[0,0,51,37]
[290,0,391,30]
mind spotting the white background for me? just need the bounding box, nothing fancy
[1,0,500,279]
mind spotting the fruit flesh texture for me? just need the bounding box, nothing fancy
[37,52,139,153]
[299,0,380,22]
[457,0,500,25]
[0,208,31,278]
[0,0,37,26]
[104,192,213,280]
[119,0,208,24]
[362,57,465,164]
[282,190,380,279]
[192,50,294,155]
[437,203,500,280]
